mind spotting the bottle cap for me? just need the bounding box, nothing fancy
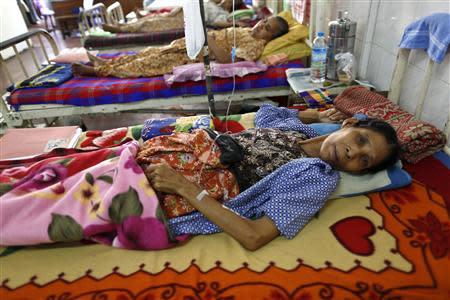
[317,32,325,37]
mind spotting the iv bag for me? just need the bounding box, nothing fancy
[183,0,205,59]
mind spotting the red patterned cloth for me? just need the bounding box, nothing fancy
[136,130,239,218]
[334,86,447,163]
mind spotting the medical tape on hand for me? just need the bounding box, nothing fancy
[196,189,209,202]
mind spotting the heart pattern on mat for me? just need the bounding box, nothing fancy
[330,216,376,256]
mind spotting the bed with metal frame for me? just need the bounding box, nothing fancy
[79,3,185,50]
[0,28,299,132]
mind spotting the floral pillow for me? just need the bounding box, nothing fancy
[334,86,447,163]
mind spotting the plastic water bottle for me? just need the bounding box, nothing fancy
[310,32,327,83]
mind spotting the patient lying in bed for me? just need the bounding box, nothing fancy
[73,16,289,78]
[0,105,399,251]
[103,0,244,33]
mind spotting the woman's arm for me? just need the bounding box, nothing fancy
[299,108,348,124]
[207,35,232,63]
[208,21,234,28]
[145,164,279,250]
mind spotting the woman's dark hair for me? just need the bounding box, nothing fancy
[354,118,400,173]
[272,16,289,39]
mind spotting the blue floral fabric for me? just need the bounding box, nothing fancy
[168,158,339,239]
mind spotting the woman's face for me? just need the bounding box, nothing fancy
[320,126,391,173]
[251,17,280,41]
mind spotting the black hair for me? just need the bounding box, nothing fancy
[353,118,400,173]
[272,16,289,39]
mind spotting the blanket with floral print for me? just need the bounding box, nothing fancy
[0,141,187,250]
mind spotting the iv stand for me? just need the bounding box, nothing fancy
[198,0,216,117]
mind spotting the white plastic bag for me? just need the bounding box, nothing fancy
[335,52,356,83]
[183,0,205,60]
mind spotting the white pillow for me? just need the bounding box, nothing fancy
[330,161,411,199]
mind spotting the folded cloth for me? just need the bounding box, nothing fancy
[298,89,334,109]
[8,63,73,92]
[334,86,447,163]
[399,13,450,63]
[163,61,268,85]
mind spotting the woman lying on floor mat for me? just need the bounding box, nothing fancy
[72,16,289,78]
[0,105,399,251]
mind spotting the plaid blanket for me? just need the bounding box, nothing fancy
[83,28,186,48]
[8,60,303,110]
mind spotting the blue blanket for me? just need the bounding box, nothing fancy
[8,63,73,92]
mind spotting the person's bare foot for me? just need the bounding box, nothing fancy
[134,7,147,19]
[72,63,97,77]
[102,23,123,33]
[87,51,106,65]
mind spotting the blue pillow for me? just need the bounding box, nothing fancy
[309,123,412,198]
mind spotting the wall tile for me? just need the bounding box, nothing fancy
[366,43,384,88]
[434,54,450,84]
[375,49,397,91]
[420,78,450,130]
[349,0,371,41]
[398,64,424,114]
[413,0,450,20]
[373,1,416,55]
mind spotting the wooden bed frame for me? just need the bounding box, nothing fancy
[0,28,292,132]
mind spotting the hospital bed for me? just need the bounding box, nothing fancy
[79,3,186,50]
[0,28,301,132]
[0,44,449,299]
[80,1,268,50]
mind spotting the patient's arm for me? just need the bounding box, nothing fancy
[207,35,232,63]
[299,108,348,124]
[145,163,280,251]
[208,21,234,28]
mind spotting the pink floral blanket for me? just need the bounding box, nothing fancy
[0,141,187,250]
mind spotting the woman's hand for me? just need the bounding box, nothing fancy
[207,34,232,63]
[318,108,348,123]
[145,163,199,196]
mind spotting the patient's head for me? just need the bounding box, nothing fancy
[220,0,243,12]
[320,118,399,174]
[251,16,289,41]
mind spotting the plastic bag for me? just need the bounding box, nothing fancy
[335,52,357,83]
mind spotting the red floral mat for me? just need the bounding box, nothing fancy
[1,155,449,299]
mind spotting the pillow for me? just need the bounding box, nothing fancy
[331,161,412,199]
[50,48,99,64]
[309,123,412,198]
[228,9,255,21]
[262,42,310,62]
[334,86,447,163]
[262,11,308,59]
[213,112,256,133]
[141,115,213,141]
[277,10,297,27]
